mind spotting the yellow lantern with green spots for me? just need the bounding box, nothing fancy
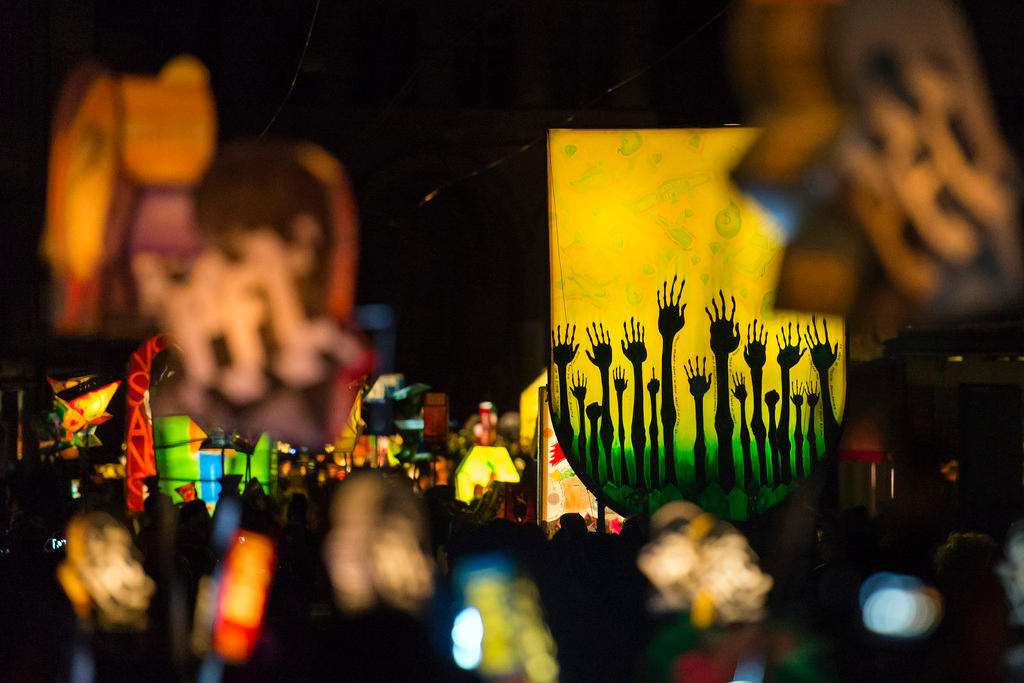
[548,128,845,520]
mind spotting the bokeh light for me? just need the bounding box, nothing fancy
[859,572,942,638]
[451,606,484,670]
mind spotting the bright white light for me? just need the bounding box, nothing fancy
[453,644,482,671]
[860,572,941,638]
[999,524,1024,625]
[864,587,916,635]
[452,606,483,647]
[452,606,483,670]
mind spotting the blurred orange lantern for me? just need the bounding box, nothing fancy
[119,56,216,185]
[212,531,276,663]
[43,56,216,335]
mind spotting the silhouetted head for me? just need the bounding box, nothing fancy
[142,491,174,524]
[425,484,455,504]
[243,478,268,510]
[935,531,998,586]
[179,498,209,529]
[620,514,650,550]
[557,513,588,538]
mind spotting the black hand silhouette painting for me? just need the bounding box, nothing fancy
[548,128,846,520]
[548,278,844,521]
[613,366,629,485]
[707,291,740,494]
[684,356,711,493]
[657,276,686,487]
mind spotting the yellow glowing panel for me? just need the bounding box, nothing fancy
[518,370,546,451]
[455,446,521,503]
[68,381,120,422]
[44,72,118,282]
[335,386,363,454]
[119,55,216,185]
[548,129,845,520]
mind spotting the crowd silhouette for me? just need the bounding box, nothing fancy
[551,278,842,514]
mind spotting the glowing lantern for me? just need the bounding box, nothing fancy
[250,433,275,492]
[323,473,434,615]
[453,553,559,681]
[175,483,198,503]
[637,502,772,626]
[50,377,120,426]
[43,57,215,335]
[45,376,120,456]
[43,66,118,313]
[212,531,276,663]
[152,415,207,501]
[475,402,496,446]
[125,335,170,511]
[423,392,449,446]
[548,128,845,520]
[118,56,216,185]
[335,381,367,455]
[728,0,1023,331]
[455,446,521,503]
[57,512,155,631]
[153,417,274,506]
[139,141,368,450]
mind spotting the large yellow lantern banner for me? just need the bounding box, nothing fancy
[548,129,845,520]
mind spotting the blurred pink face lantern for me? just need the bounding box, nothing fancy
[139,141,369,447]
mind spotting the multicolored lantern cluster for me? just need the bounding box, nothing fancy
[44,58,370,500]
[152,416,276,508]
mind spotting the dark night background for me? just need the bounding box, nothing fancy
[3,0,1024,422]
